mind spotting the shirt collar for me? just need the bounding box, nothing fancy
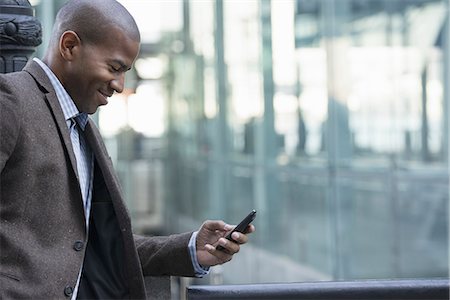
[33,58,89,130]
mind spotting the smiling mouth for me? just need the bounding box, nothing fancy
[98,91,111,104]
[99,91,113,98]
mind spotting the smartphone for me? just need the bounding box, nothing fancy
[217,210,256,251]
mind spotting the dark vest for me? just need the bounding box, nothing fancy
[77,159,129,299]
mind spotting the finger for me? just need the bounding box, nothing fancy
[230,232,248,244]
[203,220,232,232]
[217,237,240,254]
[244,224,256,234]
[206,244,233,262]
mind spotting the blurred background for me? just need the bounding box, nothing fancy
[31,0,449,295]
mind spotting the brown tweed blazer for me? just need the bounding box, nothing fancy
[0,61,195,299]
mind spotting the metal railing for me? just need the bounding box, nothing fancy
[186,278,449,300]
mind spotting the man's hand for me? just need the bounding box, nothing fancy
[196,220,255,268]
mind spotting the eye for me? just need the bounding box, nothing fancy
[109,65,120,73]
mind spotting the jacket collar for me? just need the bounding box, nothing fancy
[23,59,54,94]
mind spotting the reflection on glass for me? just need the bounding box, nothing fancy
[223,0,263,154]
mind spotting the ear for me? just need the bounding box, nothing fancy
[59,31,82,61]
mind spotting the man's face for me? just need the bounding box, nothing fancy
[65,28,140,114]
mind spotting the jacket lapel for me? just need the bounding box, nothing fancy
[23,60,80,181]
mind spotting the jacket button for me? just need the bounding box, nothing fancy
[73,240,84,251]
[64,286,73,297]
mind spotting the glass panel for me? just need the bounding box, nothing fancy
[335,174,396,278]
[223,1,264,155]
[166,0,449,284]
[397,174,449,277]
[295,0,328,159]
[278,171,332,276]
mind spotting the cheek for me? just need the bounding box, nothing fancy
[92,69,113,87]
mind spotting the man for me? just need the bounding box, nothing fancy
[0,0,254,299]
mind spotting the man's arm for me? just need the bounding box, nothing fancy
[134,232,196,277]
[134,220,255,277]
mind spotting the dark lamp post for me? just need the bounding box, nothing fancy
[0,0,42,73]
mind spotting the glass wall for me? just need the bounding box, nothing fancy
[31,0,449,287]
[162,0,449,284]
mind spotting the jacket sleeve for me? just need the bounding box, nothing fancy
[0,76,22,173]
[133,232,196,277]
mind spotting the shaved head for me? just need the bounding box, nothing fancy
[42,0,141,114]
[49,0,140,47]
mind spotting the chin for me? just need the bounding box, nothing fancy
[87,107,99,115]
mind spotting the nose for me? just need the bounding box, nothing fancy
[110,73,125,94]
